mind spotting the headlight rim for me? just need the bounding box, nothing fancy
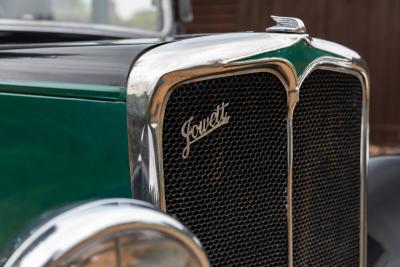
[4,198,210,267]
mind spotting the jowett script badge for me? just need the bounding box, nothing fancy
[181,102,230,159]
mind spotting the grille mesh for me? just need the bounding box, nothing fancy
[162,72,288,266]
[293,70,362,266]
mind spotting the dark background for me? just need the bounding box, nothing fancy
[183,0,400,153]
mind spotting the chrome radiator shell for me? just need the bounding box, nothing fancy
[127,32,369,266]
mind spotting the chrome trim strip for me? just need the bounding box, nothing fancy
[287,86,298,267]
[355,58,370,267]
[4,198,210,267]
[126,32,369,266]
[310,38,361,61]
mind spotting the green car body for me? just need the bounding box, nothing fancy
[0,41,159,251]
[0,37,357,250]
[0,0,386,266]
[0,90,130,248]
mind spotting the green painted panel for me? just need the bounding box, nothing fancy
[238,40,344,76]
[0,38,349,256]
[0,80,126,101]
[0,93,130,249]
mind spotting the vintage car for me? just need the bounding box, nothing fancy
[0,0,387,266]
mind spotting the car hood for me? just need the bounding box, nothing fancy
[0,39,165,101]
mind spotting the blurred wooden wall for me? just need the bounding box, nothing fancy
[185,0,400,147]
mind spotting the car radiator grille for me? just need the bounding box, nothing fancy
[162,70,363,266]
[292,70,362,266]
[163,72,288,266]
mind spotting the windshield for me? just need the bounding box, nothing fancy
[0,0,163,32]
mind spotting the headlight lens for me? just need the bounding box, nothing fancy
[62,229,203,267]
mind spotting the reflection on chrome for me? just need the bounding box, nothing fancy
[63,229,201,267]
[4,199,210,267]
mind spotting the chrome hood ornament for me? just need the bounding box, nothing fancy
[266,15,306,34]
[181,102,230,159]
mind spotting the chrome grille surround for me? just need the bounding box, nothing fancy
[127,33,369,266]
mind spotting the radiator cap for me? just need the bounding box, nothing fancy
[266,15,306,34]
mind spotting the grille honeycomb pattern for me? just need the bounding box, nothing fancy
[293,70,363,266]
[162,72,288,267]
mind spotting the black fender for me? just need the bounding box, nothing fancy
[368,155,400,266]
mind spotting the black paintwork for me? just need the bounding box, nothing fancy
[368,155,400,266]
[0,40,164,88]
[0,30,126,44]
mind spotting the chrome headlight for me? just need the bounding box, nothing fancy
[4,199,209,267]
